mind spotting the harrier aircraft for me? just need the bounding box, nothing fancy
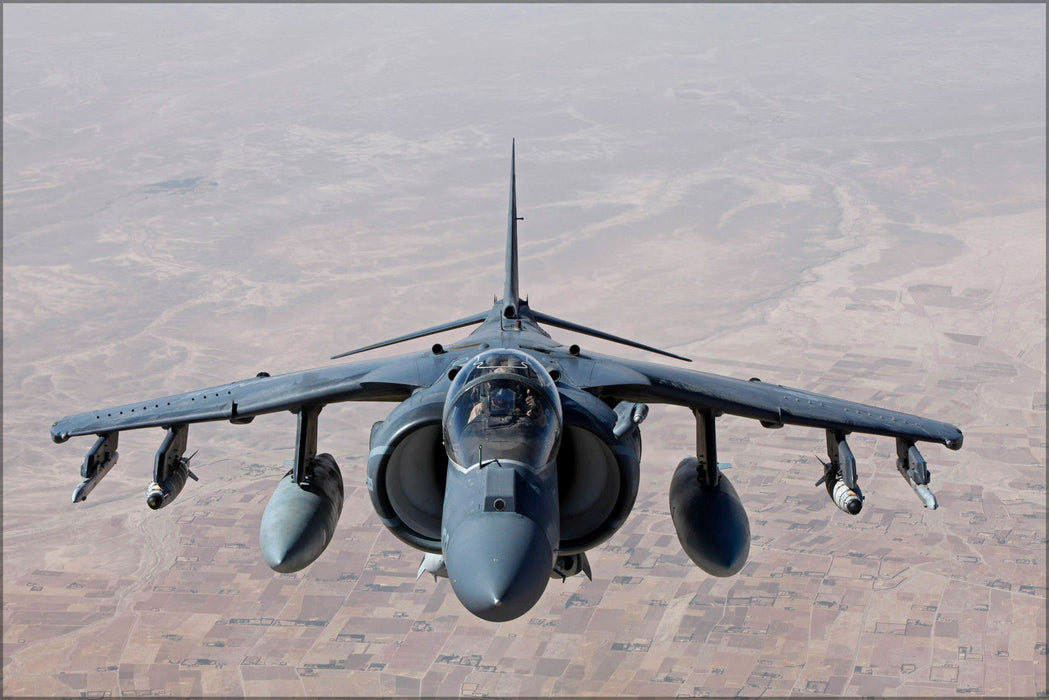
[52,143,963,622]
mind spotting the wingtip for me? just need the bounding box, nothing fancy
[51,422,70,443]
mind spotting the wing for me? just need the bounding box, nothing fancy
[51,351,446,442]
[576,353,963,449]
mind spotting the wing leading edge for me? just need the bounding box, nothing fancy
[582,353,963,449]
[50,352,441,443]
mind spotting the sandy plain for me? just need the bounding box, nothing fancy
[4,4,1046,697]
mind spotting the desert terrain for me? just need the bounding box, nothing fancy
[4,5,1045,697]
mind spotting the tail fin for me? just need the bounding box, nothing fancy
[503,139,520,318]
[329,141,691,364]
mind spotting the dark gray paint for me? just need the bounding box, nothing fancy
[51,145,964,621]
[260,454,344,573]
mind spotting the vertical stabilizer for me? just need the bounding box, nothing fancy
[503,140,520,318]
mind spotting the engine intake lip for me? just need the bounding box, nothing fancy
[367,395,448,554]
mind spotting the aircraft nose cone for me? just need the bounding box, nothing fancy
[444,512,553,622]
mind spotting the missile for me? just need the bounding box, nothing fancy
[145,456,197,510]
[73,451,117,503]
[669,457,750,577]
[259,453,344,573]
[908,481,938,510]
[817,431,864,515]
[896,439,937,509]
[146,426,196,510]
[816,457,863,515]
[73,433,119,503]
[831,479,863,515]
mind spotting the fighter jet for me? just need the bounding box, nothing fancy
[51,142,963,622]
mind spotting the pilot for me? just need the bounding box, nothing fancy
[489,385,515,416]
[466,381,542,424]
[466,386,486,422]
[462,355,546,425]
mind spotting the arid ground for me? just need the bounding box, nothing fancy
[4,5,1045,696]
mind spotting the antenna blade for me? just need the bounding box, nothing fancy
[531,310,691,362]
[330,312,489,359]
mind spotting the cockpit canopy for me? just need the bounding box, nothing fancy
[443,349,562,469]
